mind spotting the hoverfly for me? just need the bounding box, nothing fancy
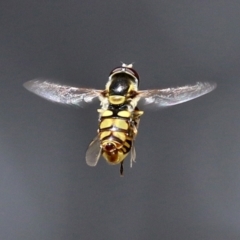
[24,63,216,175]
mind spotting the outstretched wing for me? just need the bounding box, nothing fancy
[86,136,102,167]
[138,82,216,107]
[23,79,103,107]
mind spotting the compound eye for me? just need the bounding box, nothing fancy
[125,68,139,81]
[109,66,140,83]
[109,67,122,76]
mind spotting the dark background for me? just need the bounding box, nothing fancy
[1,1,240,239]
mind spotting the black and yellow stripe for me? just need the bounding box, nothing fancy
[98,108,135,164]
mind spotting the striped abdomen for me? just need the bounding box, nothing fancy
[98,109,134,165]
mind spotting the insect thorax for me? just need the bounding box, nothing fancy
[105,72,139,107]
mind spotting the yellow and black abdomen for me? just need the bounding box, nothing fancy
[98,109,134,165]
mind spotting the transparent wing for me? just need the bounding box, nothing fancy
[129,115,141,167]
[86,136,102,167]
[138,82,216,107]
[130,143,136,168]
[23,79,103,107]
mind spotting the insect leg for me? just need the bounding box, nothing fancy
[120,161,124,176]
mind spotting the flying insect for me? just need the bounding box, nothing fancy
[24,63,216,175]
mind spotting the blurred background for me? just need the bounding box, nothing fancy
[1,0,240,239]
